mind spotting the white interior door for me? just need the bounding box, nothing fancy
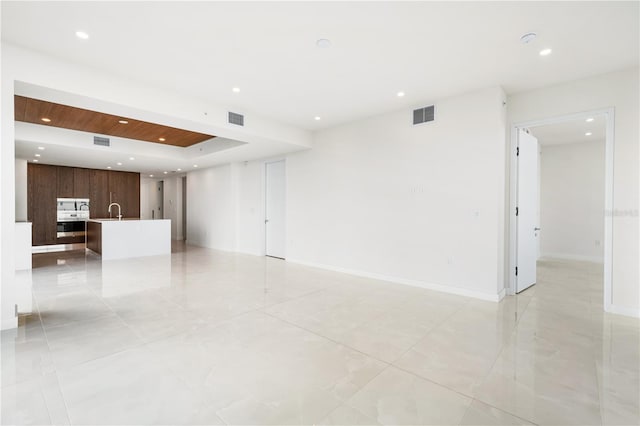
[516,129,540,293]
[265,160,286,258]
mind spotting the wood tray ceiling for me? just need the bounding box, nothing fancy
[14,95,216,147]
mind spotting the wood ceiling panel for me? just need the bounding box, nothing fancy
[14,96,216,147]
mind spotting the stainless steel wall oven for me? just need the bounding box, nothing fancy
[56,198,90,239]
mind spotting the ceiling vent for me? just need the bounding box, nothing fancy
[93,136,110,146]
[413,105,435,125]
[228,112,244,126]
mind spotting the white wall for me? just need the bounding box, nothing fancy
[186,159,281,256]
[507,67,639,315]
[14,159,27,221]
[286,87,507,300]
[186,165,236,251]
[540,141,605,262]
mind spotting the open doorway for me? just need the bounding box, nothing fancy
[509,109,613,311]
[181,176,187,241]
[155,181,164,220]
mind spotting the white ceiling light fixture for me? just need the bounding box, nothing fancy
[193,164,198,168]
[37,146,45,150]
[520,32,537,44]
[75,31,89,40]
[177,168,182,171]
[585,132,592,136]
[33,159,39,162]
[129,157,135,160]
[314,116,321,121]
[232,87,240,93]
[316,38,331,48]
[586,117,594,122]
[539,48,552,56]
[117,162,122,165]
[34,153,41,157]
[397,91,405,97]
[107,166,111,169]
[163,171,168,174]
[149,174,154,177]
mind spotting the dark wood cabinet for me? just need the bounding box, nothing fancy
[89,169,110,219]
[57,166,74,198]
[28,164,141,244]
[109,171,140,218]
[28,164,58,246]
[74,168,91,199]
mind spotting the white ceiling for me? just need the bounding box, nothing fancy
[3,1,638,131]
[531,115,606,146]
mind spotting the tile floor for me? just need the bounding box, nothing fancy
[1,244,638,425]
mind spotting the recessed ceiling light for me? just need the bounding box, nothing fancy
[41,117,51,122]
[397,91,405,97]
[177,168,182,171]
[37,146,45,150]
[585,132,592,136]
[314,116,321,121]
[520,32,537,44]
[586,117,594,122]
[232,87,240,93]
[149,174,154,177]
[193,165,198,168]
[316,38,331,48]
[539,48,552,56]
[75,31,89,40]
[117,162,122,166]
[34,153,41,157]
[129,157,135,160]
[107,166,112,169]
[118,120,128,124]
[33,159,39,162]
[158,137,166,142]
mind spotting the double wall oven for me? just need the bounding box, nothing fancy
[56,198,90,239]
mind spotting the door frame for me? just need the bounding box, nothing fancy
[508,108,614,312]
[264,158,286,259]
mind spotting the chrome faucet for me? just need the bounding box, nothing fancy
[108,203,123,221]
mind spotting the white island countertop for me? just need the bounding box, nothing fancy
[87,219,171,260]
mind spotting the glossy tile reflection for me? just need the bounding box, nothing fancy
[2,248,638,425]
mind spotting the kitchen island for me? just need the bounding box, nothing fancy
[86,219,171,260]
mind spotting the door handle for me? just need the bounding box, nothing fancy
[265,219,269,223]
[534,227,541,231]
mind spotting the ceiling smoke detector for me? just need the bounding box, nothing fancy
[520,32,537,44]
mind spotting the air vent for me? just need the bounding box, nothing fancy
[93,136,110,146]
[228,112,244,126]
[413,105,435,125]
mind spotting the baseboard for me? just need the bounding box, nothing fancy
[287,258,502,302]
[606,304,640,318]
[497,287,506,301]
[540,253,604,263]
